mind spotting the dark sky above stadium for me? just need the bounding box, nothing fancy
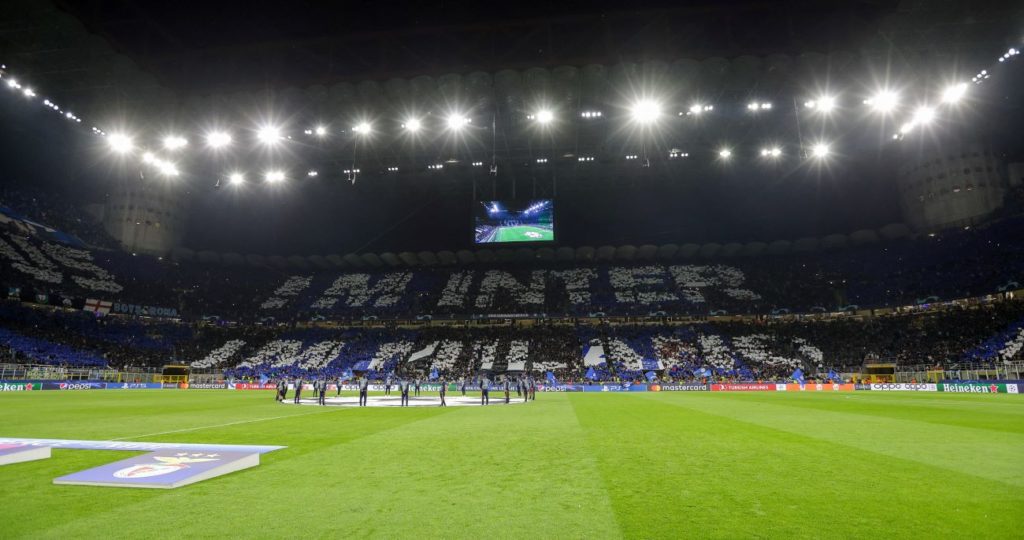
[2,0,1022,255]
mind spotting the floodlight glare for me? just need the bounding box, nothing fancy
[718,148,732,159]
[314,125,327,136]
[630,99,662,124]
[761,147,782,158]
[865,90,899,113]
[206,131,232,148]
[805,96,836,113]
[689,104,703,115]
[535,110,554,124]
[228,172,245,186]
[257,125,282,144]
[403,118,422,132]
[157,161,179,177]
[811,143,830,158]
[265,170,285,183]
[353,122,371,135]
[447,114,469,130]
[912,106,936,127]
[162,135,188,151]
[107,133,133,153]
[941,82,967,104]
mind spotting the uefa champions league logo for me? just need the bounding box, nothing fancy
[113,453,220,479]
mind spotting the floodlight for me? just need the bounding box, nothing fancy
[718,148,732,159]
[257,125,282,144]
[941,83,967,104]
[157,162,179,176]
[630,99,661,124]
[142,152,156,164]
[865,90,899,113]
[107,133,133,153]
[314,125,327,136]
[761,147,782,158]
[163,135,188,150]
[912,106,936,127]
[353,122,371,135]
[228,172,245,185]
[805,95,836,113]
[206,131,232,148]
[447,114,469,130]
[535,110,554,124]
[403,118,422,132]
[811,143,830,158]
[265,170,285,183]
[307,170,319,177]
[23,88,35,98]
[689,104,704,115]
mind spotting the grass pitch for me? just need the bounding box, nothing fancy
[0,390,1022,539]
[493,225,554,242]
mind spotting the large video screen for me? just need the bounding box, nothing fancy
[474,199,555,244]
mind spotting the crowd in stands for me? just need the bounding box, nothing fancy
[2,296,1023,384]
[0,186,1024,382]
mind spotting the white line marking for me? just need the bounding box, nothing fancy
[110,408,342,441]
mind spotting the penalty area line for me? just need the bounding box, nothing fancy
[109,407,345,441]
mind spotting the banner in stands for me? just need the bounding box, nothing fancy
[649,384,709,391]
[869,383,938,392]
[0,382,40,391]
[82,298,113,316]
[110,302,179,319]
[0,205,86,247]
[711,383,775,391]
[776,383,857,392]
[939,381,1021,394]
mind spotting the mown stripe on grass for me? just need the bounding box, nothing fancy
[711,392,1024,435]
[643,392,1024,487]
[570,393,1024,539]
[16,394,620,539]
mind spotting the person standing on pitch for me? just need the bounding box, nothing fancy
[529,375,536,401]
[293,377,303,404]
[439,377,447,407]
[385,374,392,396]
[400,377,411,407]
[318,377,328,406]
[480,376,490,405]
[337,375,344,397]
[515,376,522,399]
[414,377,421,397]
[358,374,369,407]
[503,376,511,404]
[460,377,467,396]
[276,378,286,402]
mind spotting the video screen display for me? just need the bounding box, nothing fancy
[474,199,555,244]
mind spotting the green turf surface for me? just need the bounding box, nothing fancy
[493,225,554,242]
[0,390,1022,538]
